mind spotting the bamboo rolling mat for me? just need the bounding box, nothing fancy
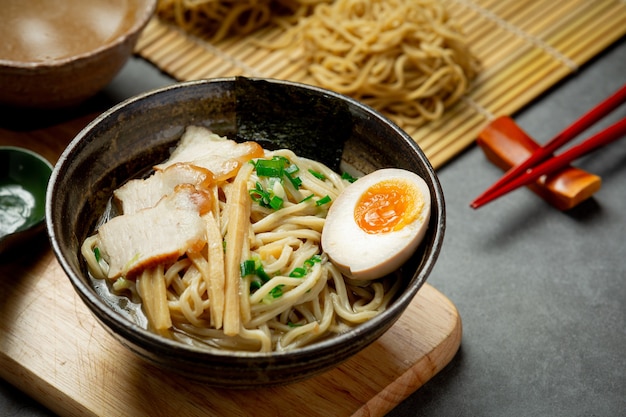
[135,0,626,169]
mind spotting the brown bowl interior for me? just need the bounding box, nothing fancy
[0,0,156,108]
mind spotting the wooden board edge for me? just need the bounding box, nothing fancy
[0,355,96,417]
[353,286,462,416]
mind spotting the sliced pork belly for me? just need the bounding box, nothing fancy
[114,163,213,215]
[97,184,211,279]
[154,126,265,181]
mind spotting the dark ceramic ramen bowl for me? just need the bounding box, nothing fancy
[46,77,445,388]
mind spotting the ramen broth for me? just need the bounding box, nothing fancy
[1,0,137,63]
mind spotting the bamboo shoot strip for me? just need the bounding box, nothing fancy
[223,162,254,336]
[137,265,172,334]
[205,212,226,329]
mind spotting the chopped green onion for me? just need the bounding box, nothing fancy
[242,258,273,293]
[249,182,267,203]
[308,169,326,181]
[254,155,303,190]
[341,172,358,183]
[249,181,284,210]
[289,267,307,278]
[93,247,101,262]
[270,285,284,298]
[299,194,314,203]
[304,254,322,268]
[240,259,256,277]
[316,195,332,206]
[256,264,271,282]
[249,278,262,292]
[268,176,283,190]
[284,163,299,175]
[289,255,322,278]
[286,171,302,189]
[288,321,303,328]
[255,158,284,177]
[269,195,284,210]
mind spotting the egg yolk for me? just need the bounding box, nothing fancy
[354,179,424,234]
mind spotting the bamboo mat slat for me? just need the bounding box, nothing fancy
[135,0,626,169]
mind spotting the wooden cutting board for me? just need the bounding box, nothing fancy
[0,243,460,417]
[0,94,460,417]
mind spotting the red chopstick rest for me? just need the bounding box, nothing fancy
[476,116,602,210]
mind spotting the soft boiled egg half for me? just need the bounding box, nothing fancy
[322,168,431,280]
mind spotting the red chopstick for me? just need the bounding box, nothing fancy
[471,116,626,208]
[471,83,626,209]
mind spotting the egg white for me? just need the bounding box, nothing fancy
[321,168,431,280]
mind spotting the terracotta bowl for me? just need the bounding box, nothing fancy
[0,0,156,109]
[46,78,446,387]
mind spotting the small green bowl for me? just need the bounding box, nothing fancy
[0,146,53,254]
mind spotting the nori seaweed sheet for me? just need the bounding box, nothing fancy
[234,77,353,172]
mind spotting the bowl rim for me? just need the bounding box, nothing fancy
[0,0,157,69]
[46,77,446,362]
[0,145,54,171]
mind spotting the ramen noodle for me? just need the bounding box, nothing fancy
[156,0,330,42]
[285,0,479,128]
[81,126,400,352]
[156,0,478,129]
